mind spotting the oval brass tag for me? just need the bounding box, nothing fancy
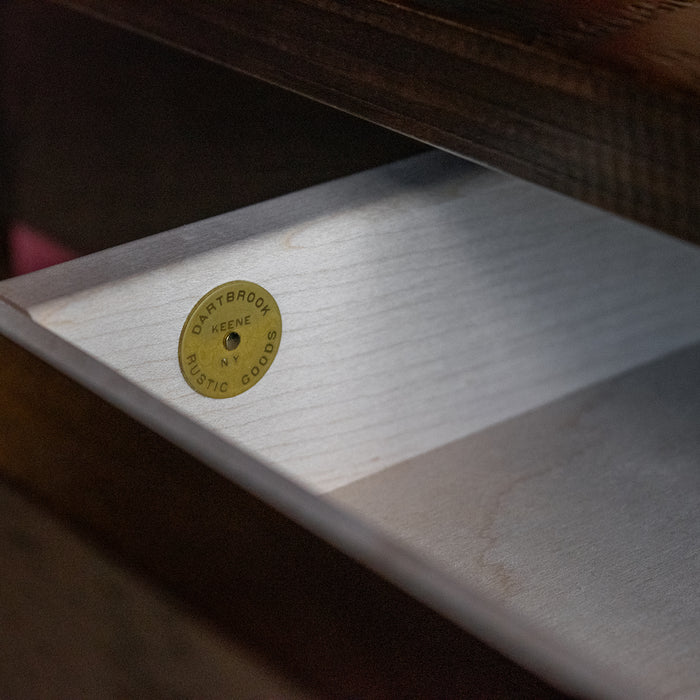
[178,281,282,398]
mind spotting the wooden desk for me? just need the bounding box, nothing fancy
[1,2,698,698]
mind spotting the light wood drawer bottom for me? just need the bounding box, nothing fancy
[2,152,698,698]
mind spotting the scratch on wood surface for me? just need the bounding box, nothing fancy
[474,461,558,598]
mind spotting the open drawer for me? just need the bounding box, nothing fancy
[1,151,699,698]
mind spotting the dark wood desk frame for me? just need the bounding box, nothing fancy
[41,0,700,243]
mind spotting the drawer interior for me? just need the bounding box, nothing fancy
[2,151,699,697]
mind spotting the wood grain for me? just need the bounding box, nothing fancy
[3,152,700,492]
[0,0,423,256]
[332,342,700,700]
[46,0,700,242]
[1,151,690,698]
[0,304,599,699]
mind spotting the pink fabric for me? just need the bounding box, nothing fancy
[9,222,78,276]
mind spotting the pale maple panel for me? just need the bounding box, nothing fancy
[332,343,700,700]
[2,152,700,491]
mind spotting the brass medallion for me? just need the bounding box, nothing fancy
[178,281,282,398]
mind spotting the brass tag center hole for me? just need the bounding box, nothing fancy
[224,331,241,351]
